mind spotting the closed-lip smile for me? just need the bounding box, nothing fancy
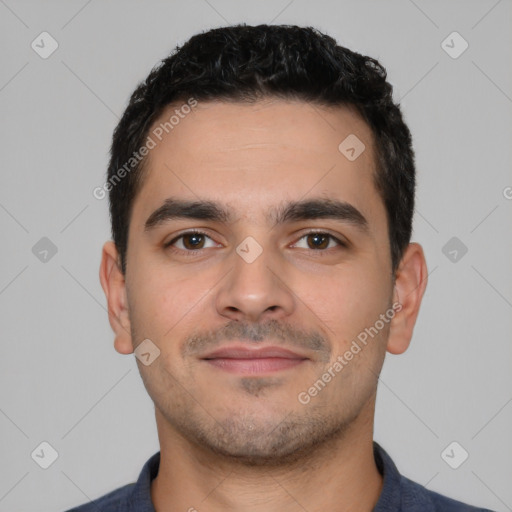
[201,344,309,375]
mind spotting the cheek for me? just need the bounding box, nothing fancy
[304,266,391,404]
[306,263,392,343]
[127,266,198,342]
[127,262,226,373]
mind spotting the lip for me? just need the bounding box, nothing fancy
[201,345,308,375]
[201,345,307,360]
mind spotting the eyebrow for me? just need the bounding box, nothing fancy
[144,197,369,233]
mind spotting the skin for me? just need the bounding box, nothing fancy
[100,99,428,512]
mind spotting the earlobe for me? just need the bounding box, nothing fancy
[386,243,428,355]
[99,241,134,355]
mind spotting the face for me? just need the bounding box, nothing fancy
[110,99,403,465]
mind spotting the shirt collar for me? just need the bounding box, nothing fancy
[373,441,403,511]
[128,450,159,511]
[128,441,402,511]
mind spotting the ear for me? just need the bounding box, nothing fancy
[99,241,134,354]
[386,243,428,355]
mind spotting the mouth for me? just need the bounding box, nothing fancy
[201,345,309,375]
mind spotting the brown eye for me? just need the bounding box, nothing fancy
[181,233,206,250]
[165,231,216,252]
[306,233,330,249]
[294,232,345,251]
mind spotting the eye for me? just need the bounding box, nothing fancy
[292,231,346,251]
[164,230,347,257]
[164,231,218,252]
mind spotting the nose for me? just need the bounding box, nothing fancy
[215,241,296,324]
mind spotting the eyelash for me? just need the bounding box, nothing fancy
[164,230,347,257]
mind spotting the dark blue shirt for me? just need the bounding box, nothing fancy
[65,442,495,511]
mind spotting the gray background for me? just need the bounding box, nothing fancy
[0,0,511,510]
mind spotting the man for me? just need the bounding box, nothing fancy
[68,24,494,511]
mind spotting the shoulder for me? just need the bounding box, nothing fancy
[63,483,134,512]
[63,451,160,511]
[373,442,495,512]
[399,474,495,512]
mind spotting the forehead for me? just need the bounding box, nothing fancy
[131,99,383,230]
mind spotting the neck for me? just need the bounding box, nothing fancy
[150,403,383,512]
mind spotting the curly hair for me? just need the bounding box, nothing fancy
[107,24,415,274]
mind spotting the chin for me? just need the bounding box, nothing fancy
[186,410,349,468]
